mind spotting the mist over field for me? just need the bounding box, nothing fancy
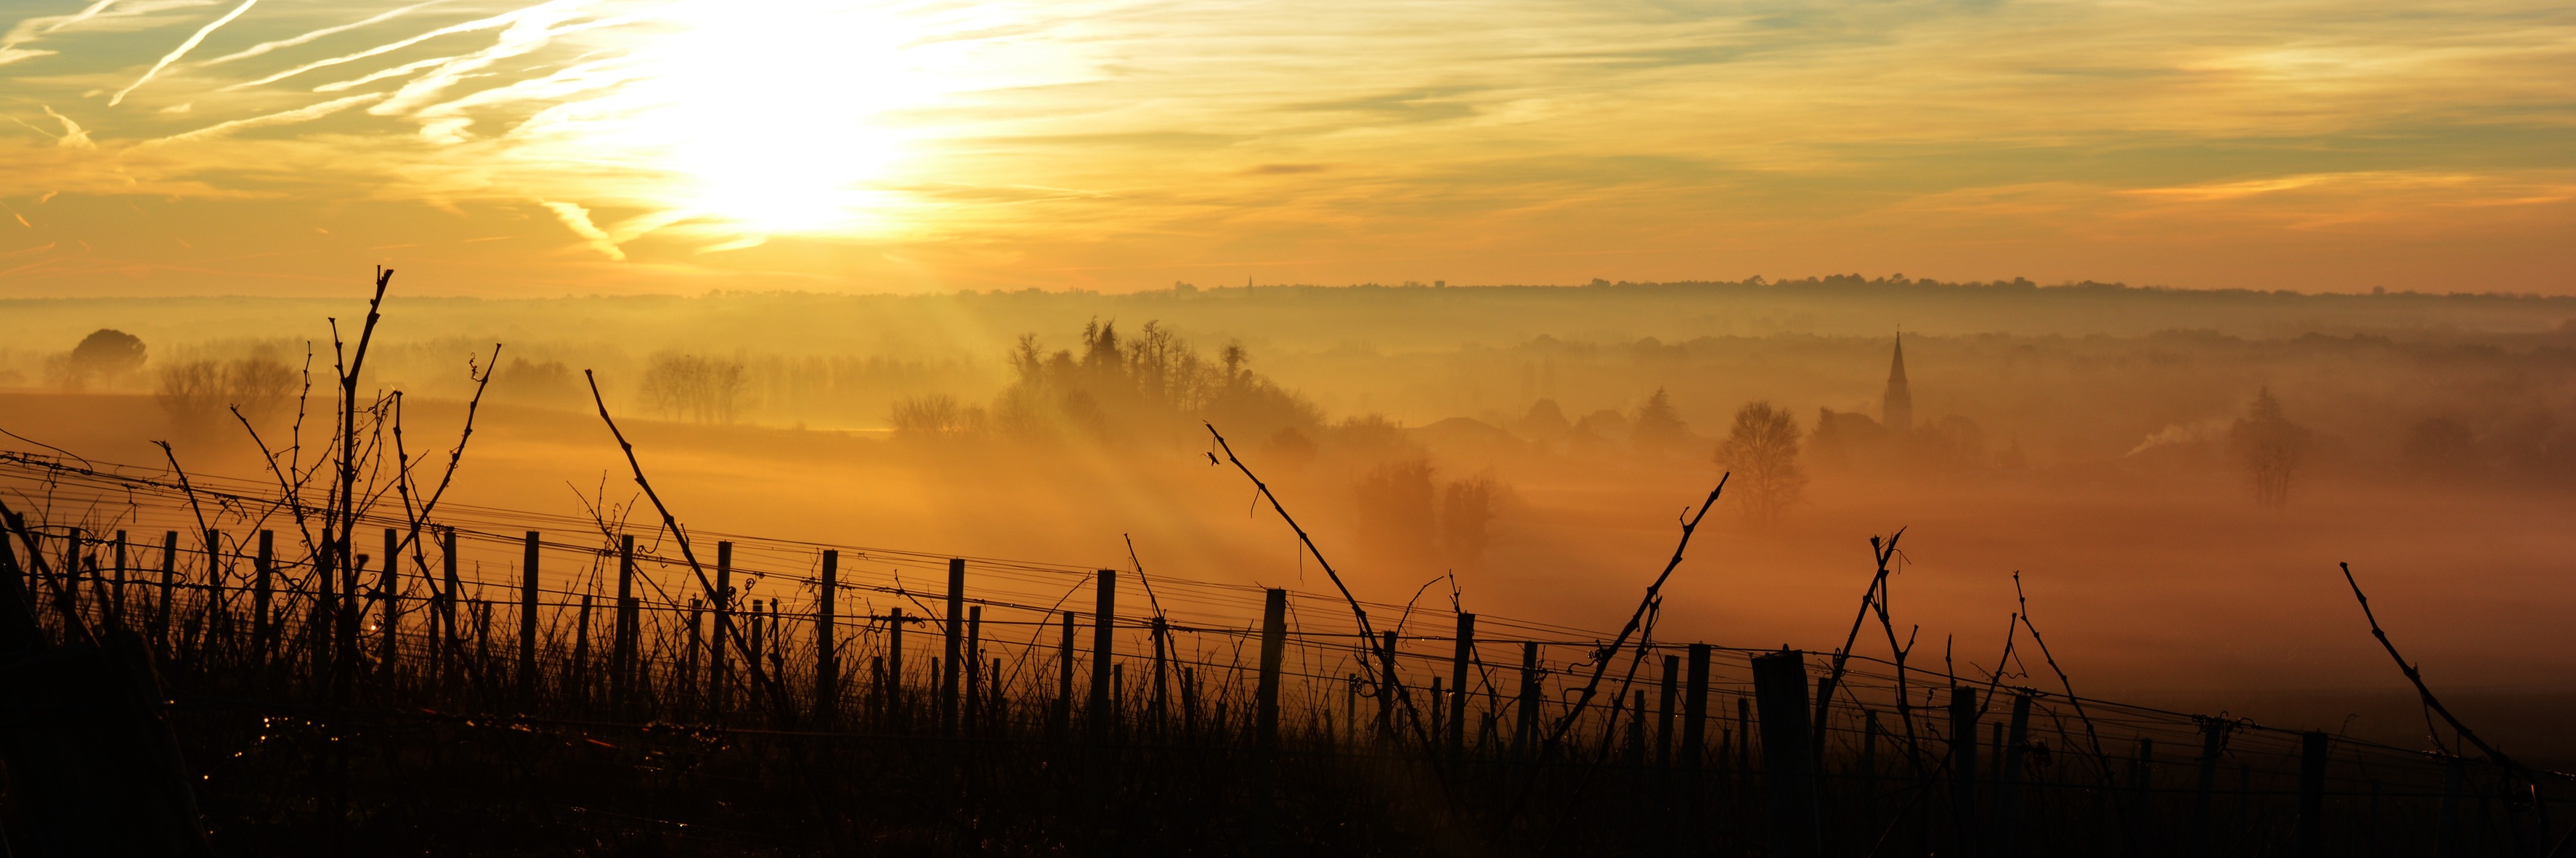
[9,277,2575,763]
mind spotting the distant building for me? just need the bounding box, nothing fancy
[1882,333,1912,434]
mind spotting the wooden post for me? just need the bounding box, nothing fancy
[572,591,594,707]
[684,596,702,717]
[158,531,176,658]
[2294,731,2328,858]
[380,528,399,682]
[440,528,458,690]
[887,606,906,727]
[1751,649,1820,858]
[1150,615,1169,734]
[966,605,983,732]
[111,531,128,631]
[1087,569,1116,741]
[2190,716,2231,854]
[612,534,636,710]
[816,549,838,727]
[1251,587,1288,852]
[1515,641,1540,756]
[1995,691,2033,858]
[248,531,272,661]
[1376,629,1401,745]
[712,541,731,716]
[1449,612,1474,756]
[519,531,539,703]
[943,557,964,738]
[1657,653,1680,767]
[62,527,81,618]
[1684,644,1710,771]
[1055,610,1075,736]
[1254,588,1287,748]
[1949,685,1981,853]
[310,526,331,693]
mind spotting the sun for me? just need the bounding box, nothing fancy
[593,0,949,236]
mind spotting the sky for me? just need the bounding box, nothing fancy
[1,0,2571,297]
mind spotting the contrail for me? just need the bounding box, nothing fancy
[133,92,387,147]
[110,0,263,106]
[201,0,450,67]
[41,105,94,150]
[314,54,459,93]
[541,200,625,261]
[0,0,121,65]
[226,0,586,91]
[41,0,123,33]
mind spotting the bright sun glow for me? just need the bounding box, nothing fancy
[535,0,967,240]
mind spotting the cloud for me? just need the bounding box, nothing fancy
[134,91,386,147]
[540,200,623,261]
[225,0,586,91]
[198,0,447,66]
[43,106,95,150]
[110,0,261,106]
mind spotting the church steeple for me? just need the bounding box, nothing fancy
[1883,332,1912,433]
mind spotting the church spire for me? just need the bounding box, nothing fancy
[1883,332,1912,433]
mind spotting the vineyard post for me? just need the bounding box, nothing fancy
[1949,685,1981,854]
[1087,570,1116,742]
[943,557,963,738]
[1657,654,1679,767]
[1251,587,1288,854]
[712,541,731,716]
[158,531,175,658]
[1149,615,1168,734]
[1996,691,2033,857]
[440,528,458,692]
[113,531,128,630]
[1752,649,1820,858]
[380,528,398,682]
[1515,642,1540,757]
[1684,644,1710,771]
[2190,717,2231,854]
[1449,612,1475,756]
[613,534,636,711]
[248,531,269,664]
[64,527,81,618]
[887,606,906,728]
[519,531,539,705]
[966,605,983,732]
[1055,610,1074,738]
[2294,732,2329,858]
[816,549,837,728]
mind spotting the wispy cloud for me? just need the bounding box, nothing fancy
[540,199,622,260]
[110,0,262,105]
[133,91,386,146]
[199,0,447,66]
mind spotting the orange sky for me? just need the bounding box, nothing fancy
[3,0,2572,297]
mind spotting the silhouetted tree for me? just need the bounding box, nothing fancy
[2228,388,2312,508]
[640,352,746,423]
[1715,401,1806,526]
[1633,388,1691,453]
[1354,458,1437,568]
[50,328,147,391]
[889,393,985,438]
[1439,470,1501,573]
[155,352,296,432]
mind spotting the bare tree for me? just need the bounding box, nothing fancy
[888,393,984,438]
[1715,401,1806,526]
[639,352,745,423]
[2229,387,2312,508]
